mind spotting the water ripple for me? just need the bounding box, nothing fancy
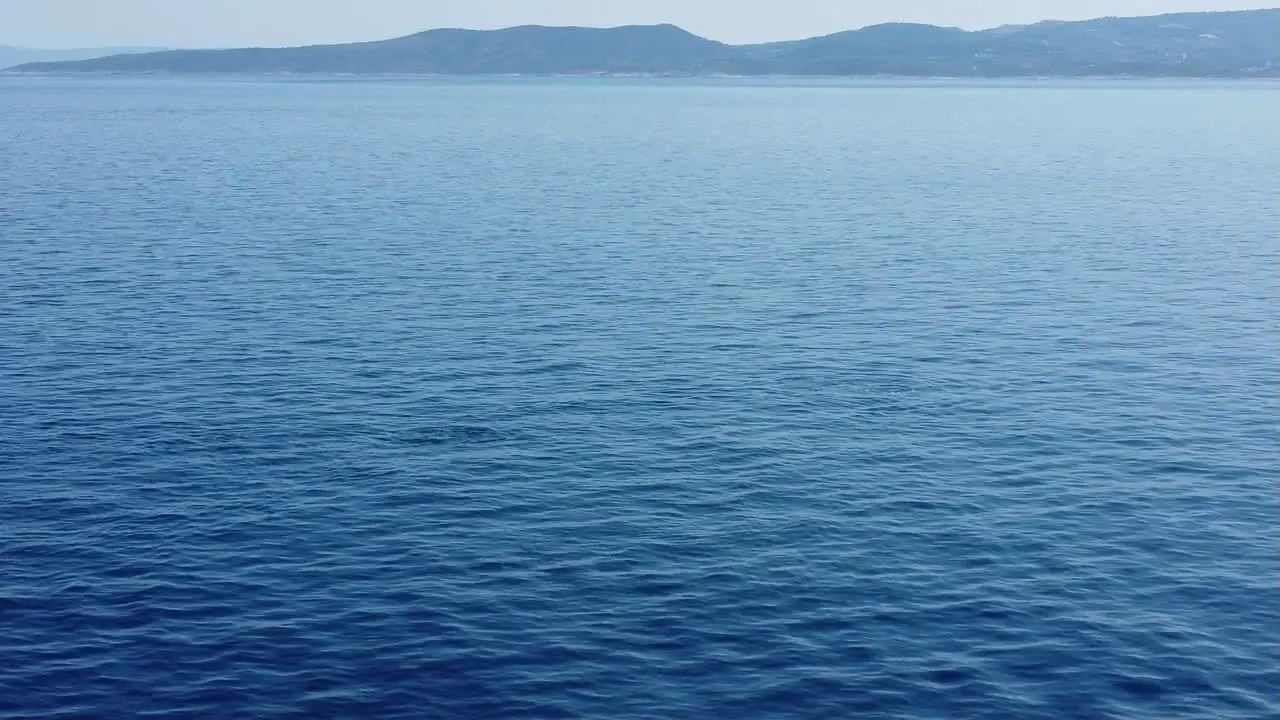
[0,76,1277,719]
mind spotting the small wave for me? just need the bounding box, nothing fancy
[394,425,506,446]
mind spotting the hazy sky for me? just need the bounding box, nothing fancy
[3,0,1274,48]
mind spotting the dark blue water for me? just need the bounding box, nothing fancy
[1,76,1277,719]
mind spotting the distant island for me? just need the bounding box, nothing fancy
[5,9,1277,77]
[0,45,164,69]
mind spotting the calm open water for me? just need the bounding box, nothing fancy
[1,76,1277,719]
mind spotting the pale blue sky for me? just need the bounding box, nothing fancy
[2,0,1274,48]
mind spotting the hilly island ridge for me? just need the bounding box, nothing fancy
[5,9,1278,77]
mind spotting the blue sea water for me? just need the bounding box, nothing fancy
[0,76,1277,719]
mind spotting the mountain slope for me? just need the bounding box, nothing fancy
[0,46,162,68]
[966,10,1279,75]
[6,10,1278,77]
[745,10,1278,76]
[6,25,732,75]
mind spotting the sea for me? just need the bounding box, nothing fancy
[1,76,1277,719]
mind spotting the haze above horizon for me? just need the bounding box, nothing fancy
[3,0,1276,49]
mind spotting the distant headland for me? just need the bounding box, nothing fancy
[5,9,1277,77]
[0,45,163,69]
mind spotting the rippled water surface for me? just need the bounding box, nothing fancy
[1,76,1277,719]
